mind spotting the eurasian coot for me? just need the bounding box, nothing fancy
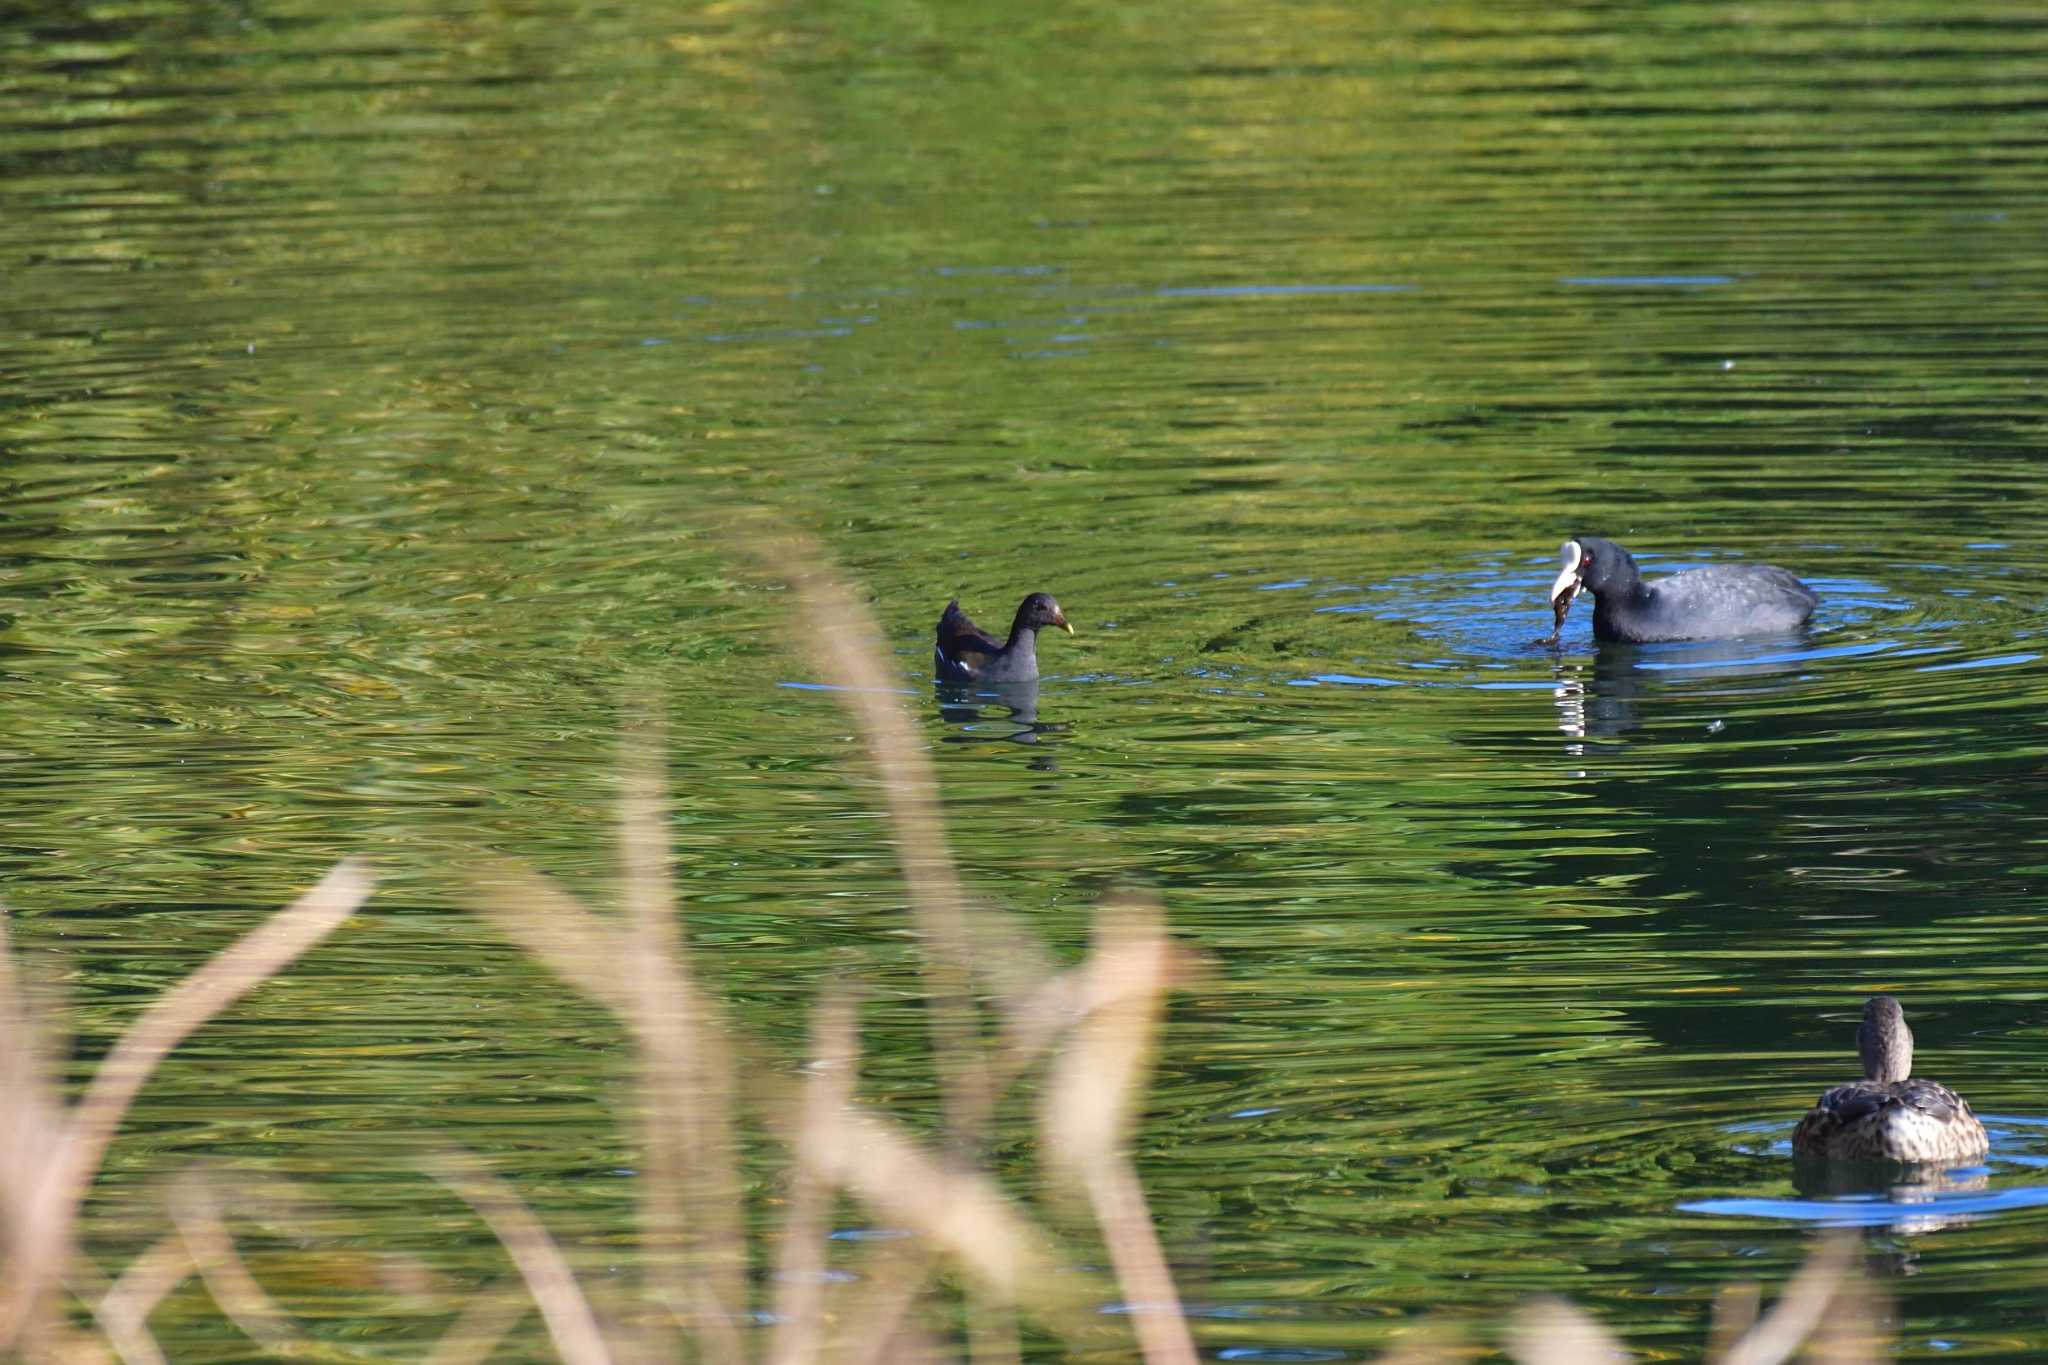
[1549,536,1816,642]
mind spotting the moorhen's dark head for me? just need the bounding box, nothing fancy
[1015,592,1073,635]
[1548,536,1638,635]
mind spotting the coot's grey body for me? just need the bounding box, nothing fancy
[1792,996,1989,1165]
[1549,536,1817,643]
[934,593,1071,683]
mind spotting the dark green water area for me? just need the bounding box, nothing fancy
[7,0,2048,1358]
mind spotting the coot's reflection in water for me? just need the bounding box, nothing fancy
[1550,636,1816,743]
[935,680,1064,754]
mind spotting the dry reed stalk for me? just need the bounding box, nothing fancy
[780,1011,1091,1365]
[1372,1332,1481,1365]
[1039,896,1199,1365]
[1716,1233,1871,1365]
[769,543,1042,1365]
[0,909,63,1342]
[0,859,372,1352]
[467,868,639,1016]
[831,1239,937,1365]
[1504,1297,1629,1363]
[422,1281,534,1365]
[169,1172,328,1361]
[800,1098,1113,1332]
[768,991,859,1365]
[990,969,1093,1100]
[1707,1281,1762,1360]
[770,546,1206,1362]
[468,850,746,1358]
[620,725,689,1332]
[777,558,993,1146]
[619,725,745,1363]
[1800,1258,1890,1365]
[959,900,1064,1012]
[426,1156,617,1365]
[93,1233,188,1365]
[423,1293,527,1365]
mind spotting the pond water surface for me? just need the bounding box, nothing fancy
[7,0,2048,1359]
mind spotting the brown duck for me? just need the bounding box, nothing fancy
[1792,996,1988,1164]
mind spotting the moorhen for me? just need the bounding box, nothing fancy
[934,593,1072,683]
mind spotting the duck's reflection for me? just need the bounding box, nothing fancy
[1792,1157,1992,1239]
[935,680,1064,751]
[1792,1156,1989,1201]
[1551,636,1813,743]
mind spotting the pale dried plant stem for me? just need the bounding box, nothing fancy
[620,727,746,1363]
[784,550,1202,1362]
[0,908,63,1341]
[770,991,860,1365]
[0,859,372,1350]
[422,1281,534,1365]
[171,1173,325,1361]
[470,870,640,1017]
[622,730,692,1326]
[1718,1233,1859,1365]
[93,1233,191,1365]
[782,559,1020,1365]
[1080,1160,1196,1365]
[473,871,746,1353]
[807,1104,1092,1321]
[834,1242,939,1365]
[1041,902,1198,1365]
[1803,1261,1889,1365]
[1505,1296,1630,1364]
[427,1157,617,1365]
[990,972,1095,1104]
[966,1298,1024,1365]
[785,564,994,1143]
[1707,1281,1762,1360]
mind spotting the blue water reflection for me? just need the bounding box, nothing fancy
[1688,1120,2048,1229]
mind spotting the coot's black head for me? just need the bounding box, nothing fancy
[1550,537,1626,635]
[1572,536,1639,595]
[1548,536,1642,629]
[1014,592,1072,634]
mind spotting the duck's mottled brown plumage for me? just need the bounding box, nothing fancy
[1792,996,1988,1164]
[934,592,1070,683]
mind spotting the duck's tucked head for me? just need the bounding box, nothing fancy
[1015,592,1072,635]
[1858,994,1913,1085]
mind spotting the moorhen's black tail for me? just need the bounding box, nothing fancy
[935,599,1006,682]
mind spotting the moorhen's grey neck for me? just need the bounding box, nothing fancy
[934,592,1072,683]
[1792,995,1988,1164]
[1548,535,1817,643]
